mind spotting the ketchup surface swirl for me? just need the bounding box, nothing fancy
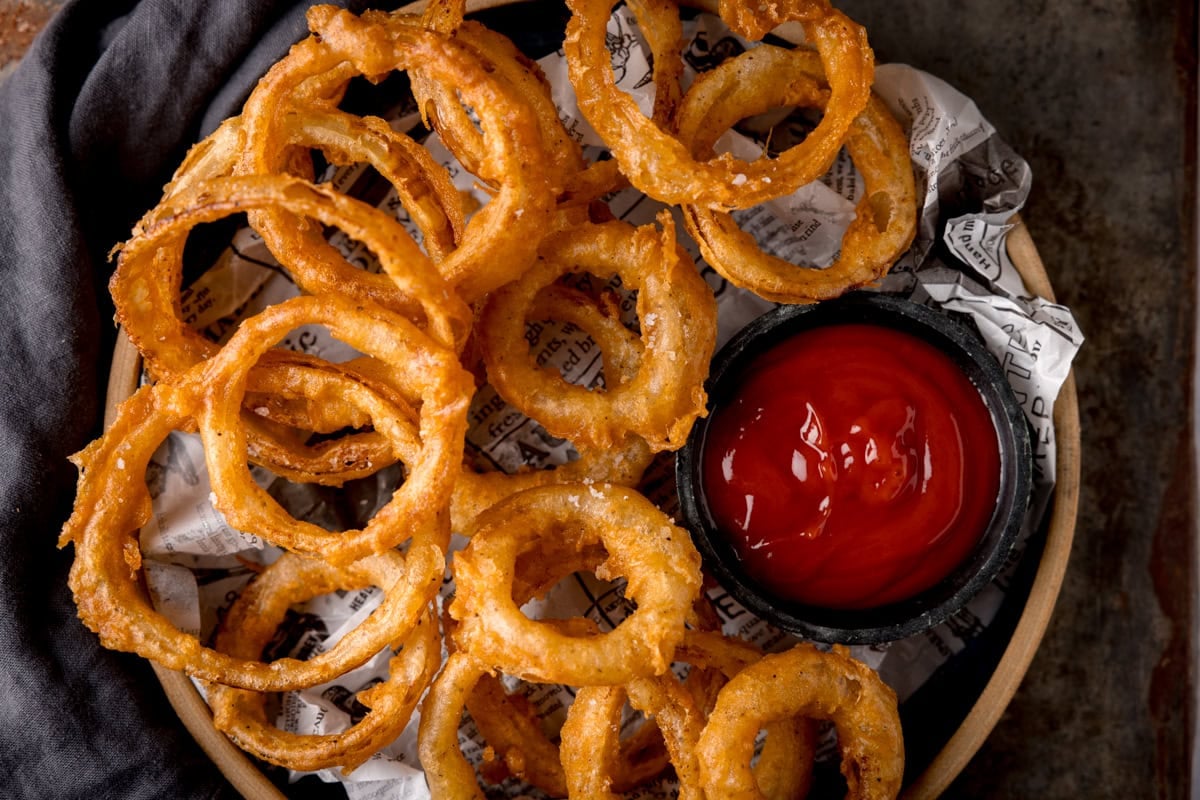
[701,322,1001,610]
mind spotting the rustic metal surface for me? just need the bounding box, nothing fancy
[833,0,1195,796]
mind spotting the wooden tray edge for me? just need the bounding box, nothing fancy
[900,220,1081,798]
[106,333,288,799]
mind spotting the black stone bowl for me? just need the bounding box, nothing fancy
[675,292,1033,645]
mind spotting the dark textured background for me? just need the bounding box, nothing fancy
[828,1,1196,796]
[1,0,1195,797]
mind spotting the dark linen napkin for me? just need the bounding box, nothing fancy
[0,2,371,796]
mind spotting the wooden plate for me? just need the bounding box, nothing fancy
[102,2,1081,795]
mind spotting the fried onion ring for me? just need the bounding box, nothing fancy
[62,413,443,696]
[411,18,585,191]
[112,174,471,381]
[563,0,874,209]
[207,602,440,773]
[449,536,694,795]
[675,631,818,799]
[305,6,558,302]
[449,482,701,684]
[677,45,917,303]
[198,293,471,564]
[560,675,706,800]
[237,24,470,314]
[695,643,905,800]
[478,215,716,453]
[438,541,601,797]
[423,536,597,797]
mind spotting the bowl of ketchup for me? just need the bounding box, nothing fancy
[676,292,1032,644]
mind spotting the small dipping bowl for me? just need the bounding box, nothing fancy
[676,293,1032,645]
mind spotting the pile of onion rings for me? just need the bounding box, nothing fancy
[57,0,915,795]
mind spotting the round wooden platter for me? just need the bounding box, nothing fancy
[101,2,1081,796]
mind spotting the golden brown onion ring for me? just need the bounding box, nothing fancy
[675,630,818,799]
[559,675,706,800]
[449,536,686,795]
[677,45,917,304]
[411,19,585,192]
[478,215,716,453]
[696,644,905,800]
[237,29,468,314]
[112,173,471,381]
[305,6,558,302]
[449,482,702,685]
[563,0,874,209]
[412,0,622,210]
[207,603,440,773]
[61,412,444,696]
[198,293,471,565]
[427,537,600,797]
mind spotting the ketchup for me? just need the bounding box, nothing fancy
[701,323,1000,610]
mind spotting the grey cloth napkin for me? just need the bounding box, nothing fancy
[0,2,366,796]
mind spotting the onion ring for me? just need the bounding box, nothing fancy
[452,283,653,532]
[422,537,601,797]
[237,27,470,314]
[559,674,706,800]
[413,0,624,210]
[449,482,701,684]
[695,643,905,800]
[677,45,917,303]
[412,18,585,191]
[62,404,444,696]
[304,6,558,302]
[675,630,818,799]
[207,602,440,773]
[112,173,471,381]
[448,536,695,795]
[478,215,716,453]
[563,0,874,209]
[198,293,471,565]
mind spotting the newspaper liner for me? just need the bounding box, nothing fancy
[133,9,1084,798]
